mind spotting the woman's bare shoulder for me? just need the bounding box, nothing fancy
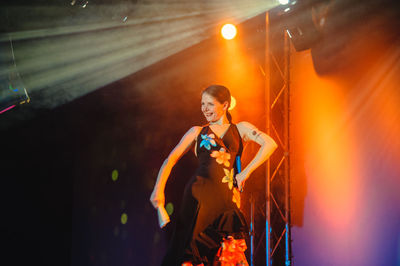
[236,121,260,141]
[183,126,203,139]
[236,121,258,133]
[189,126,203,133]
[236,121,256,129]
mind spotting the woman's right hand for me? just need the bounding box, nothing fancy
[150,188,165,209]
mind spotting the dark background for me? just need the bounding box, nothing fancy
[1,10,268,265]
[1,0,400,265]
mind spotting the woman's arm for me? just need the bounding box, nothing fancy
[150,126,201,208]
[235,121,278,191]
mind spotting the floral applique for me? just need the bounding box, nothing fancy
[211,148,231,167]
[222,168,234,190]
[222,168,241,208]
[207,135,240,208]
[200,133,217,150]
[232,187,241,208]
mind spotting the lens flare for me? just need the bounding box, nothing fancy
[121,213,128,224]
[111,169,119,181]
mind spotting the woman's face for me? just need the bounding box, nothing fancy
[201,93,228,123]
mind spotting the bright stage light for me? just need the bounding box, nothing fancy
[1,2,276,113]
[278,0,289,4]
[228,96,237,111]
[221,24,237,40]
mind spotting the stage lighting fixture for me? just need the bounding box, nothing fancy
[271,0,323,51]
[221,24,237,40]
[0,39,30,114]
[0,72,30,114]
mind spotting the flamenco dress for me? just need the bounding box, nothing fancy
[162,124,249,266]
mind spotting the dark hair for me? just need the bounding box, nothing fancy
[202,84,232,123]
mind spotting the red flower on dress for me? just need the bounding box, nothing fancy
[181,262,204,266]
[216,236,249,266]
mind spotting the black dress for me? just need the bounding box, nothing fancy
[162,124,248,265]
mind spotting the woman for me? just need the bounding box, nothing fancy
[150,85,277,265]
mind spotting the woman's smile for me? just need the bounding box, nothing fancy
[201,93,226,122]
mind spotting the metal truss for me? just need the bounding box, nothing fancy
[251,9,292,266]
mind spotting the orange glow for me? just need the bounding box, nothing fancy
[214,33,264,126]
[291,51,362,230]
[221,24,237,40]
[291,34,400,265]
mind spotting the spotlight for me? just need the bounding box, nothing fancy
[278,0,290,5]
[221,24,237,40]
[271,0,321,51]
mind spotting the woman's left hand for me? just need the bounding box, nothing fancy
[235,171,249,192]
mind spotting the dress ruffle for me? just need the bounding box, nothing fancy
[215,236,249,266]
[183,209,248,265]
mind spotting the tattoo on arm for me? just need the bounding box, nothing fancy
[252,129,260,139]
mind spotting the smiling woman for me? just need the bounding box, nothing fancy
[201,86,231,127]
[201,92,228,124]
[150,84,277,265]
